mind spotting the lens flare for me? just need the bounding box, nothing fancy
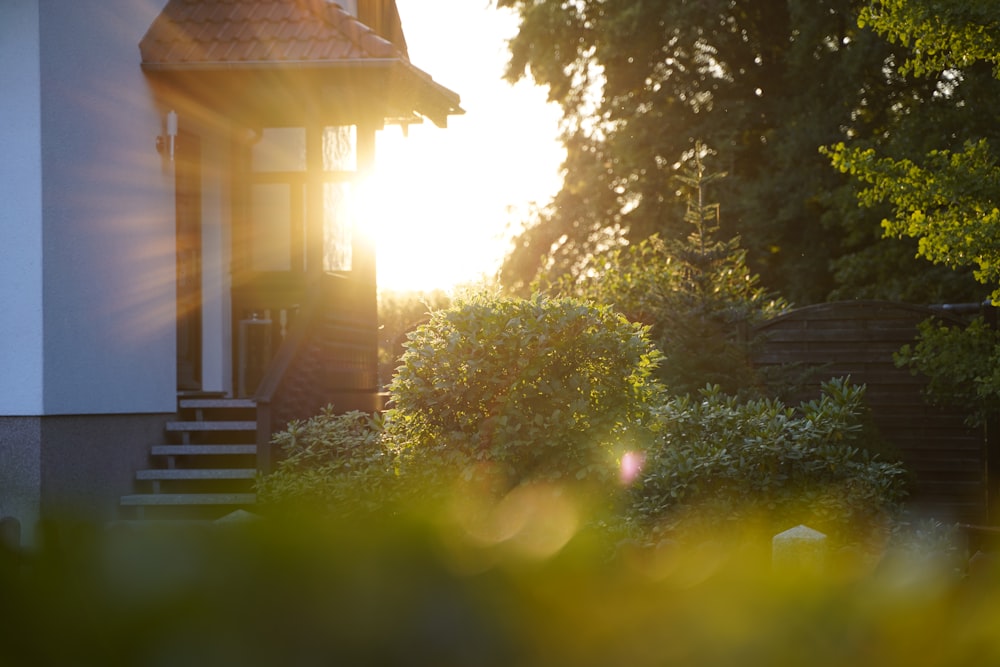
[620,451,645,485]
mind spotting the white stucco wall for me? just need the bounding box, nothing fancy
[39,0,176,415]
[200,134,233,395]
[0,1,44,416]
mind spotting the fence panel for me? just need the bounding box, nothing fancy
[752,301,987,523]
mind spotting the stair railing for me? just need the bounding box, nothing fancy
[253,286,322,474]
[253,273,380,474]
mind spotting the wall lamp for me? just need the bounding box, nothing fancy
[155,110,178,160]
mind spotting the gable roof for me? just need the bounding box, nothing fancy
[140,0,462,126]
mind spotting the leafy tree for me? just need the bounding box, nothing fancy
[858,0,1000,77]
[824,1,1000,422]
[895,313,1000,427]
[826,139,1000,301]
[496,0,988,304]
[825,0,1000,303]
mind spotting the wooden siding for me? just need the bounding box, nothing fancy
[752,301,988,523]
[255,274,380,472]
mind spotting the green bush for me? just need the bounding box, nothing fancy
[386,292,664,493]
[260,297,906,559]
[626,378,908,545]
[895,314,1000,427]
[378,288,452,389]
[255,408,397,516]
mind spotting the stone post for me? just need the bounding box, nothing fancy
[773,524,827,574]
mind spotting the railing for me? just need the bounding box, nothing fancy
[237,305,299,398]
[253,274,380,473]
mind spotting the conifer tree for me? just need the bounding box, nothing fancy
[553,146,787,396]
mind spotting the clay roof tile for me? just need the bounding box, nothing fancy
[139,0,464,127]
[142,0,408,68]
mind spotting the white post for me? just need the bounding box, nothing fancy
[773,524,827,574]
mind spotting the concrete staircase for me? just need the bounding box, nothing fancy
[120,395,259,520]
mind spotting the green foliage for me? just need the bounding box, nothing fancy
[5,511,1000,667]
[550,150,788,396]
[378,288,452,388]
[826,139,1000,301]
[627,379,908,544]
[823,0,1000,304]
[859,0,1000,77]
[386,292,664,492]
[262,295,903,555]
[895,314,1000,426]
[496,0,981,304]
[255,408,397,516]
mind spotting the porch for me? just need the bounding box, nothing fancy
[120,270,384,519]
[119,0,461,520]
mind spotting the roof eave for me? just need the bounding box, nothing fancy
[140,58,403,73]
[141,58,464,127]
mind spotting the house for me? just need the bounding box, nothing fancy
[0,0,461,541]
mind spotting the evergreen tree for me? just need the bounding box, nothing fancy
[552,146,787,396]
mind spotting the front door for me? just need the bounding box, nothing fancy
[176,132,202,391]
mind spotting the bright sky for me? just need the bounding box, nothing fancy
[370,1,565,293]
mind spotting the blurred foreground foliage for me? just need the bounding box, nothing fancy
[3,510,1000,667]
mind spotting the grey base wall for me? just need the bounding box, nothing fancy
[0,413,171,545]
[0,417,42,546]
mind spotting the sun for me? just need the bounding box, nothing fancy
[369,123,505,293]
[368,0,565,294]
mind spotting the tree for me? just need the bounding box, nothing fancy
[826,0,1000,303]
[549,147,787,396]
[496,0,991,304]
[858,0,1000,78]
[825,1,1000,429]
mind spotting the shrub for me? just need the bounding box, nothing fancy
[625,378,908,545]
[895,314,1000,427]
[378,288,452,389]
[255,408,397,516]
[386,292,664,494]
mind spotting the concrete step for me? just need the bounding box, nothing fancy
[178,398,256,410]
[136,469,257,481]
[151,444,256,456]
[120,493,256,507]
[166,420,256,432]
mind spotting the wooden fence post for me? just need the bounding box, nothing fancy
[984,303,1000,524]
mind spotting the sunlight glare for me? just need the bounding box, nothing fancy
[373,0,565,293]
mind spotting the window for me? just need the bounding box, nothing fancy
[247,126,357,273]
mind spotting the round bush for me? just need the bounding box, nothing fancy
[386,292,664,491]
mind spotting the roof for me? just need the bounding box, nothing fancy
[140,0,462,126]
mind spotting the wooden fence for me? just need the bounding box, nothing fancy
[752,300,991,524]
